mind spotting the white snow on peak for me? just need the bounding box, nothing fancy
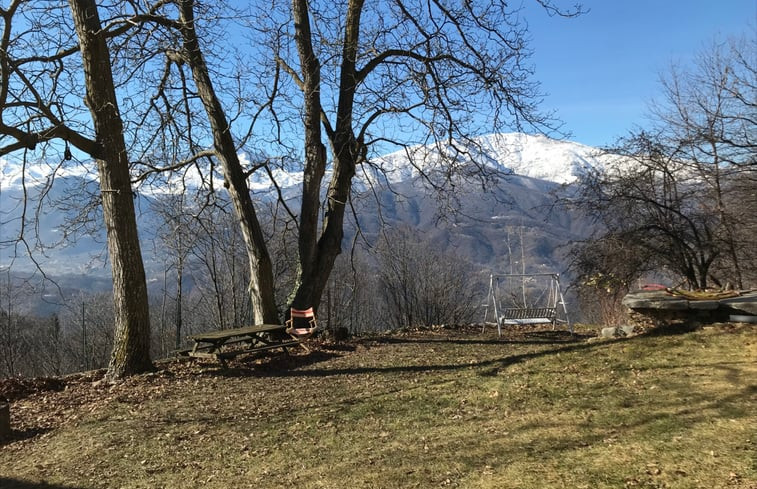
[248,167,304,192]
[0,159,94,189]
[475,133,601,184]
[370,133,603,185]
[0,133,607,195]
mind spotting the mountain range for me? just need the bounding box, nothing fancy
[0,133,605,304]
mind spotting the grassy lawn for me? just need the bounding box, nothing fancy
[1,324,755,488]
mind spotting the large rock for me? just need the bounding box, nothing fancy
[720,293,757,315]
[622,289,757,325]
[687,300,721,310]
[601,327,618,338]
[621,291,689,310]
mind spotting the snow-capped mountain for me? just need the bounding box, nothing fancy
[370,133,601,186]
[0,132,602,282]
[0,132,602,195]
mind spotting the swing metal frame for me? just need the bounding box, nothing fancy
[482,273,572,336]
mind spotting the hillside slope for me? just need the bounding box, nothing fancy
[1,324,755,488]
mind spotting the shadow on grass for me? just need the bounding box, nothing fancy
[186,327,626,380]
[0,477,85,489]
[194,350,343,378]
[188,323,744,383]
[204,334,609,380]
[0,427,52,447]
[449,380,757,477]
[641,321,702,336]
[371,329,591,346]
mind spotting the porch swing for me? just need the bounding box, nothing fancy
[482,273,571,336]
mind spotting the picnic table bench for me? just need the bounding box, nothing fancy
[184,324,302,367]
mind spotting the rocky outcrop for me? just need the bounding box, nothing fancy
[622,290,757,327]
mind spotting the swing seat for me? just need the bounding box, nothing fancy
[285,307,318,340]
[499,307,557,326]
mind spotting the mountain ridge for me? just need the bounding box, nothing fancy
[0,133,599,287]
[0,132,603,193]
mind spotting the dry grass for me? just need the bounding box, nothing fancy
[1,323,755,488]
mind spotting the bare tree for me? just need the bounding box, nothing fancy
[180,203,254,331]
[57,291,115,372]
[319,247,385,335]
[651,33,757,288]
[23,314,64,377]
[68,0,153,379]
[92,0,282,326]
[0,1,152,379]
[574,133,724,289]
[567,235,650,325]
[376,226,478,329]
[570,33,756,292]
[150,193,194,350]
[0,271,26,377]
[173,0,279,324]
[260,0,583,312]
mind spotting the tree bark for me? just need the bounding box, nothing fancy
[289,0,363,311]
[68,0,153,380]
[175,258,183,350]
[290,0,328,310]
[178,0,279,324]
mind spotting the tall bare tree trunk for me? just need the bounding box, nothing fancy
[69,0,152,380]
[290,0,327,310]
[276,0,569,311]
[178,0,278,324]
[175,259,184,350]
[289,0,362,311]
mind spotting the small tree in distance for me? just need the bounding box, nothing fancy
[376,226,479,330]
[568,235,651,325]
[569,33,756,293]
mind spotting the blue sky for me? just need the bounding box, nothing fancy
[523,0,756,147]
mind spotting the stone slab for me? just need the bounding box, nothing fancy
[621,294,689,310]
[687,300,720,310]
[720,293,757,315]
[623,289,757,320]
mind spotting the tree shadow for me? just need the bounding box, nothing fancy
[641,321,701,336]
[193,349,343,378]
[369,329,588,346]
[0,477,86,489]
[180,327,610,380]
[176,324,738,384]
[0,427,52,447]
[313,342,357,352]
[230,337,611,379]
[451,379,756,475]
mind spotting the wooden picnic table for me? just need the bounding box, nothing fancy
[186,324,301,367]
